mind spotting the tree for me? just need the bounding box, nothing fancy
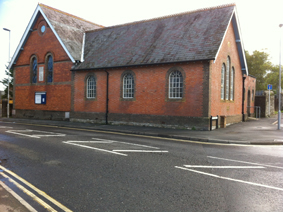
[265,65,283,94]
[0,68,13,99]
[245,50,273,91]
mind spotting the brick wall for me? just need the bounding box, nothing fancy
[210,21,243,118]
[14,14,73,117]
[73,62,210,129]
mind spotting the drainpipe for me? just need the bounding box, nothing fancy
[242,76,246,122]
[104,70,109,125]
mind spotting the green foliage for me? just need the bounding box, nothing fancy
[264,65,283,93]
[245,50,273,91]
[0,68,13,99]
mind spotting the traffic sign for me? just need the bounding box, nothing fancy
[268,84,272,90]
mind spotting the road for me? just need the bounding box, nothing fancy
[0,121,283,211]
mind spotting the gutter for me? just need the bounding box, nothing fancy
[104,70,109,125]
[242,76,246,121]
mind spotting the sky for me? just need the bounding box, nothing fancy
[0,0,283,90]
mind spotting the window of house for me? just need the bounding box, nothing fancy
[221,63,225,100]
[123,73,135,98]
[169,70,183,99]
[31,57,37,83]
[86,75,96,99]
[225,56,230,100]
[230,67,234,101]
[47,55,53,83]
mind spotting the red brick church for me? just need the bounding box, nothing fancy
[8,3,256,130]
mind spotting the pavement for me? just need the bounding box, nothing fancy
[0,115,283,211]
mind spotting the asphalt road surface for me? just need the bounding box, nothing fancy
[0,121,282,212]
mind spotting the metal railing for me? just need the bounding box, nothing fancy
[247,106,261,118]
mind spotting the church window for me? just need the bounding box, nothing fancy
[169,70,183,99]
[86,75,96,99]
[123,73,135,98]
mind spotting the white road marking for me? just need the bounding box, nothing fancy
[67,140,114,144]
[0,126,13,128]
[0,180,37,212]
[113,150,168,153]
[175,166,283,191]
[207,156,283,169]
[63,138,168,156]
[183,165,265,169]
[63,141,128,156]
[6,129,65,138]
[0,164,72,211]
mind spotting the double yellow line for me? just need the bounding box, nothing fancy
[0,164,72,212]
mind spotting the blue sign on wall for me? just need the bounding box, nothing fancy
[35,92,46,104]
[267,84,272,90]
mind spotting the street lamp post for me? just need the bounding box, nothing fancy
[3,28,10,118]
[279,24,283,130]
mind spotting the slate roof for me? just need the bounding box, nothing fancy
[8,4,103,69]
[39,4,103,61]
[74,4,236,70]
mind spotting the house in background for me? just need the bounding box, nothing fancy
[8,3,256,130]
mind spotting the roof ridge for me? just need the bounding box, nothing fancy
[39,3,104,28]
[86,3,235,33]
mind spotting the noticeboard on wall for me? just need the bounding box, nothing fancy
[35,92,46,104]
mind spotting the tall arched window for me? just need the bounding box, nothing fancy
[86,75,96,99]
[230,67,235,100]
[169,70,183,99]
[47,55,53,83]
[31,56,37,83]
[123,73,135,98]
[225,56,230,100]
[221,63,225,100]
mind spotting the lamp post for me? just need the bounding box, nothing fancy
[3,28,10,118]
[279,24,283,130]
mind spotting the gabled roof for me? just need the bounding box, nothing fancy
[8,4,103,69]
[73,3,247,74]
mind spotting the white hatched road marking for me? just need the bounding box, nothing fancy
[63,138,168,156]
[175,156,283,192]
[207,156,283,169]
[63,141,128,156]
[6,129,66,138]
[183,165,265,169]
[175,166,283,191]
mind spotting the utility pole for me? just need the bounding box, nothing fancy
[3,28,11,118]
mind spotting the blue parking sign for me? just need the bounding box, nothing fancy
[268,84,272,90]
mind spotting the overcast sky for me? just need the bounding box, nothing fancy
[0,0,283,90]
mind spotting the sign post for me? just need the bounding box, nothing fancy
[268,84,272,116]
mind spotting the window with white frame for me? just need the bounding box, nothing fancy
[169,70,183,99]
[123,73,134,98]
[86,75,96,99]
[230,67,234,100]
[221,63,225,100]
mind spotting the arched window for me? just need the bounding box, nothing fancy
[31,56,37,83]
[221,63,225,100]
[169,70,183,99]
[86,75,96,99]
[47,55,53,83]
[225,56,230,100]
[230,67,235,101]
[123,73,135,98]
